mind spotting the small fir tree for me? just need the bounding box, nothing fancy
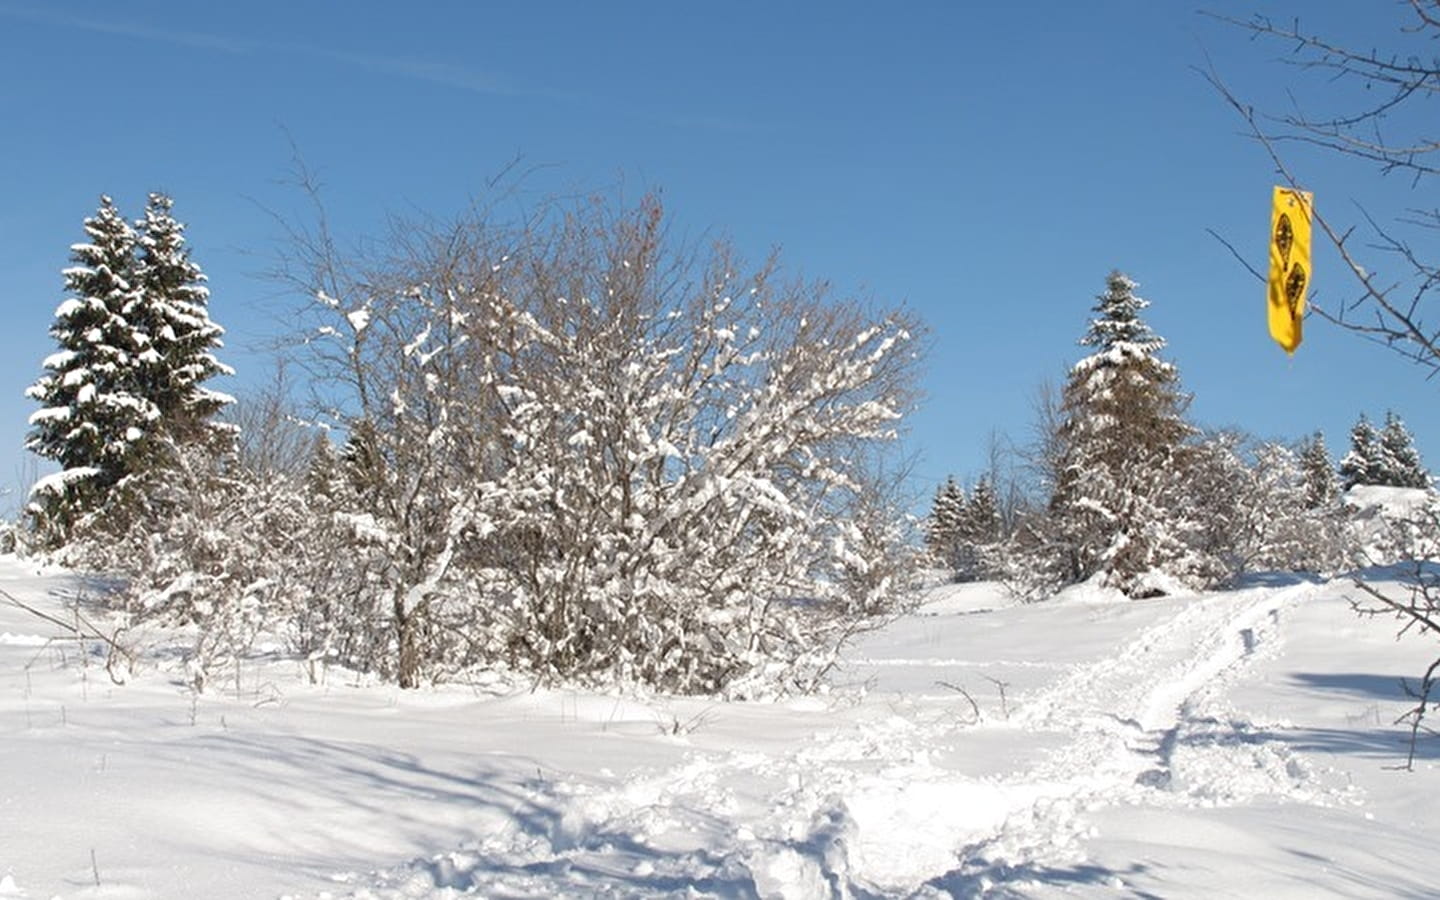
[25,196,157,526]
[132,192,234,445]
[925,476,966,570]
[1339,414,1383,489]
[955,476,1003,580]
[1377,411,1430,489]
[304,432,342,502]
[961,478,1002,544]
[1298,432,1338,509]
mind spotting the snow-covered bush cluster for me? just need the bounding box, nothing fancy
[30,194,923,694]
[1188,432,1352,575]
[1345,485,1440,566]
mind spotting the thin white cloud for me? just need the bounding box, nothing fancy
[0,4,753,131]
[0,5,551,99]
[0,6,260,53]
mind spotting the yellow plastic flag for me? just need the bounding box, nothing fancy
[1267,186,1313,354]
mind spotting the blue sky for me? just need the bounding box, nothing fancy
[0,1,1432,510]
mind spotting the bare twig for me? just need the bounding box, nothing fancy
[1,588,132,683]
[1348,560,1440,770]
[1204,227,1267,284]
[1200,61,1440,376]
[983,674,1012,720]
[936,679,982,724]
[1393,654,1439,771]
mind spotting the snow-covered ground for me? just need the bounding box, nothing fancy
[1,557,1436,898]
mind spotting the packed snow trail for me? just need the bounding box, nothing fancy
[930,580,1344,893]
[317,580,1358,899]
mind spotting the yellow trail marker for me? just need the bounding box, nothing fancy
[1267,186,1313,354]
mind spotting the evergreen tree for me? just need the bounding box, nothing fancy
[1377,410,1430,489]
[1338,414,1383,489]
[26,194,233,537]
[924,476,965,569]
[25,196,157,519]
[954,476,1002,580]
[132,192,234,445]
[304,432,342,503]
[1045,270,1199,595]
[1298,431,1338,509]
[961,477,1002,544]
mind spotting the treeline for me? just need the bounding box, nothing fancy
[925,272,1433,598]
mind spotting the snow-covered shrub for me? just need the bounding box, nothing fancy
[1186,433,1349,579]
[60,195,920,695]
[38,371,414,691]
[997,516,1077,603]
[272,193,923,692]
[53,442,300,688]
[1344,485,1440,566]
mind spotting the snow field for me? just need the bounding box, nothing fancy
[2,559,1437,898]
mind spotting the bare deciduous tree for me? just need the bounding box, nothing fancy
[1203,3,1440,373]
[1208,3,1440,765]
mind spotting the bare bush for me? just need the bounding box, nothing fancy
[128,189,925,695]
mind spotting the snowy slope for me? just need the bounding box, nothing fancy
[1,558,1436,898]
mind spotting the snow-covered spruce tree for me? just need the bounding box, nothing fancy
[954,476,1002,581]
[1298,432,1338,510]
[132,192,235,447]
[1339,413,1383,490]
[1037,270,1206,597]
[26,195,232,544]
[1377,411,1430,489]
[924,476,966,570]
[272,193,922,692]
[26,197,155,537]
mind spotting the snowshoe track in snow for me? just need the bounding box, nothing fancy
[316,582,1358,899]
[945,580,1343,890]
